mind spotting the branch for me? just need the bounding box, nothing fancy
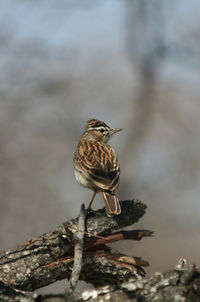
[0,199,147,291]
[1,260,200,302]
[67,204,86,293]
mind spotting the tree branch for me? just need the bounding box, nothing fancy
[1,260,200,302]
[0,199,147,291]
[67,204,86,294]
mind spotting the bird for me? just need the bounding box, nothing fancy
[73,118,122,217]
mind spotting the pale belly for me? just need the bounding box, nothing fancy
[74,169,92,189]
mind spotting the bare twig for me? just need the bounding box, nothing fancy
[67,204,86,293]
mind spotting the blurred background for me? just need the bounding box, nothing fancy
[1,0,200,293]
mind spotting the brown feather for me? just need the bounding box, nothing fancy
[103,192,121,217]
[75,140,120,191]
[74,118,122,215]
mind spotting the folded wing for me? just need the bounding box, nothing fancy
[76,141,120,191]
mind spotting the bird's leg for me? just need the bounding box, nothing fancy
[88,191,97,209]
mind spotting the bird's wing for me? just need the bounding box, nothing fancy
[76,140,120,191]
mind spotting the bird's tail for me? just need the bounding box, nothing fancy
[102,191,121,217]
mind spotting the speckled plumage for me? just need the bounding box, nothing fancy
[74,119,122,216]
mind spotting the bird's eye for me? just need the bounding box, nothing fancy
[99,129,104,133]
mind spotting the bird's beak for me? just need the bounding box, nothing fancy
[110,128,123,135]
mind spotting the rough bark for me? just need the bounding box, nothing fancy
[0,200,200,301]
[1,261,200,302]
[0,200,148,291]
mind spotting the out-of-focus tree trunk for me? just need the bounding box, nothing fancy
[123,0,165,154]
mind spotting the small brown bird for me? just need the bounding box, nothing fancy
[74,118,122,216]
